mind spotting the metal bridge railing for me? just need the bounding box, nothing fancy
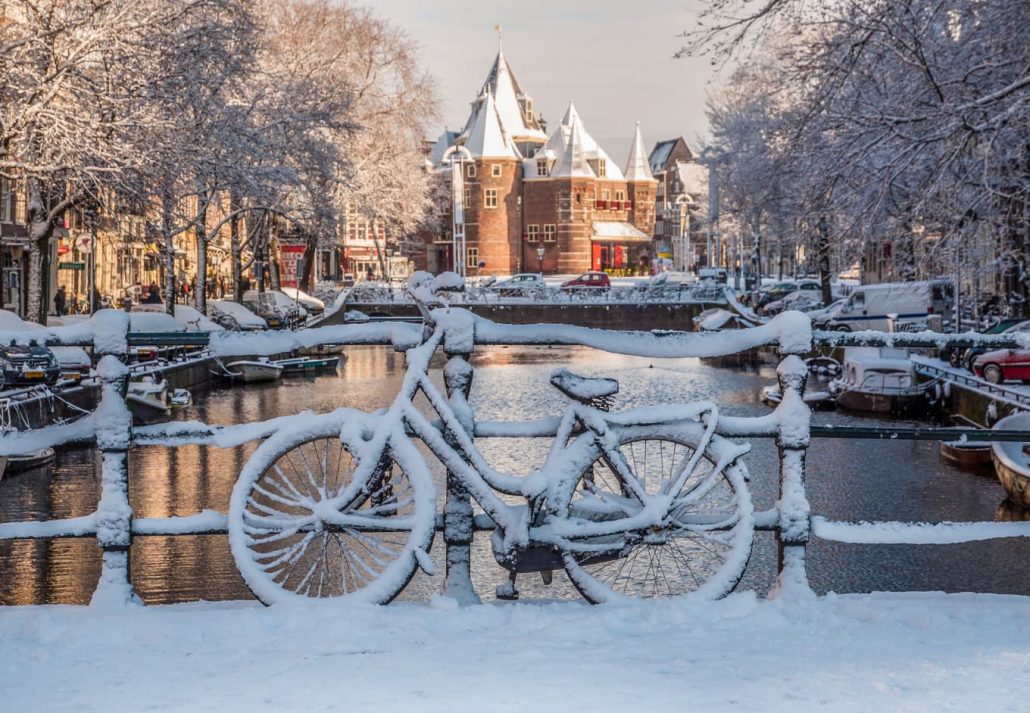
[1,308,1030,606]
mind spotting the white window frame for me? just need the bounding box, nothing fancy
[0,179,10,223]
[526,224,540,242]
[491,164,502,177]
[536,158,548,177]
[543,224,556,242]
[597,159,606,177]
[484,189,498,208]
[467,163,477,178]
[466,247,479,268]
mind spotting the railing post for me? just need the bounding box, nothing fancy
[90,312,138,607]
[770,352,815,601]
[440,311,480,604]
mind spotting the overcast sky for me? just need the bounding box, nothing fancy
[374,0,721,161]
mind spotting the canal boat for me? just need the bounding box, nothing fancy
[990,412,1030,508]
[126,376,171,424]
[272,356,341,375]
[0,445,56,478]
[831,348,929,416]
[939,440,993,472]
[759,384,836,409]
[223,360,284,383]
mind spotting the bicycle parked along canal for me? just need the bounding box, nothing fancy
[228,273,755,605]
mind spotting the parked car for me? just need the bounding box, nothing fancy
[753,280,822,309]
[761,287,823,316]
[0,309,89,383]
[697,267,729,284]
[489,273,545,296]
[280,287,326,317]
[561,271,611,290]
[972,349,1030,384]
[0,343,60,389]
[209,300,268,331]
[813,279,953,332]
[946,319,1030,371]
[242,290,307,328]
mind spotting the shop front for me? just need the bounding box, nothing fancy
[590,221,654,275]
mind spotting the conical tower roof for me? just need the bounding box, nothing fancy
[624,122,654,182]
[551,119,594,178]
[471,44,546,143]
[463,91,520,160]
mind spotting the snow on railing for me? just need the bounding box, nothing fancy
[3,302,1030,607]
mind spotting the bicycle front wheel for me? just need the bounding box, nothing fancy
[561,422,753,603]
[228,413,435,605]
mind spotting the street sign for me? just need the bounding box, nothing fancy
[58,261,86,270]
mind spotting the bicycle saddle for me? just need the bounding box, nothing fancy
[550,368,619,403]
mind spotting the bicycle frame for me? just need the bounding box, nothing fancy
[320,316,736,558]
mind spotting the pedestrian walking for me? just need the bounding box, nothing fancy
[54,286,67,316]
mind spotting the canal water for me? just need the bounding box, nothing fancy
[1,345,1027,605]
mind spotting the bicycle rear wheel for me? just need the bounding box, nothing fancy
[228,413,435,605]
[561,422,753,603]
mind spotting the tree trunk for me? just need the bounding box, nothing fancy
[817,217,833,305]
[162,192,176,315]
[230,190,242,301]
[302,237,317,292]
[194,190,210,314]
[25,181,53,324]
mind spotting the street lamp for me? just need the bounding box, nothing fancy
[536,246,545,274]
[441,144,473,277]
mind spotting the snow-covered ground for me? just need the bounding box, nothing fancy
[2,592,1028,712]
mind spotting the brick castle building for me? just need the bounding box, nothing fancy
[422,45,656,276]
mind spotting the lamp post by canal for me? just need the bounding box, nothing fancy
[442,144,473,278]
[537,246,545,274]
[83,203,98,315]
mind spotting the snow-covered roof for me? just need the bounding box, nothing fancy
[429,130,460,166]
[463,91,520,160]
[473,45,546,143]
[675,161,709,196]
[542,100,625,181]
[592,221,651,242]
[649,140,677,174]
[624,123,655,182]
[551,119,593,178]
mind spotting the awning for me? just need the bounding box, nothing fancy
[591,221,652,243]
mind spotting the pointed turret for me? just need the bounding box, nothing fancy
[624,122,654,182]
[470,45,546,147]
[551,119,594,178]
[464,91,520,160]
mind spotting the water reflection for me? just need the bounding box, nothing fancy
[0,345,1028,605]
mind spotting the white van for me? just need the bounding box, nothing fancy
[815,280,953,332]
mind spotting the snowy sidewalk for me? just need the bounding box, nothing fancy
[2,592,1028,712]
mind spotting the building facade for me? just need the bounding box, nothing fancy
[423,46,657,276]
[649,137,709,271]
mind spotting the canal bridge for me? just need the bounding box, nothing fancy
[2,306,1030,606]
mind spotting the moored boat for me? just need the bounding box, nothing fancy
[990,412,1030,508]
[760,384,836,409]
[1,446,56,478]
[831,348,929,416]
[126,377,171,424]
[939,440,993,472]
[272,356,341,374]
[224,360,284,383]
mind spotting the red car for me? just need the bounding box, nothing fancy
[972,349,1030,384]
[561,271,611,290]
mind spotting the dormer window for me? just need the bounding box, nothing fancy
[597,159,606,177]
[536,158,548,177]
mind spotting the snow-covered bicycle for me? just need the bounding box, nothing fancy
[228,274,755,605]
